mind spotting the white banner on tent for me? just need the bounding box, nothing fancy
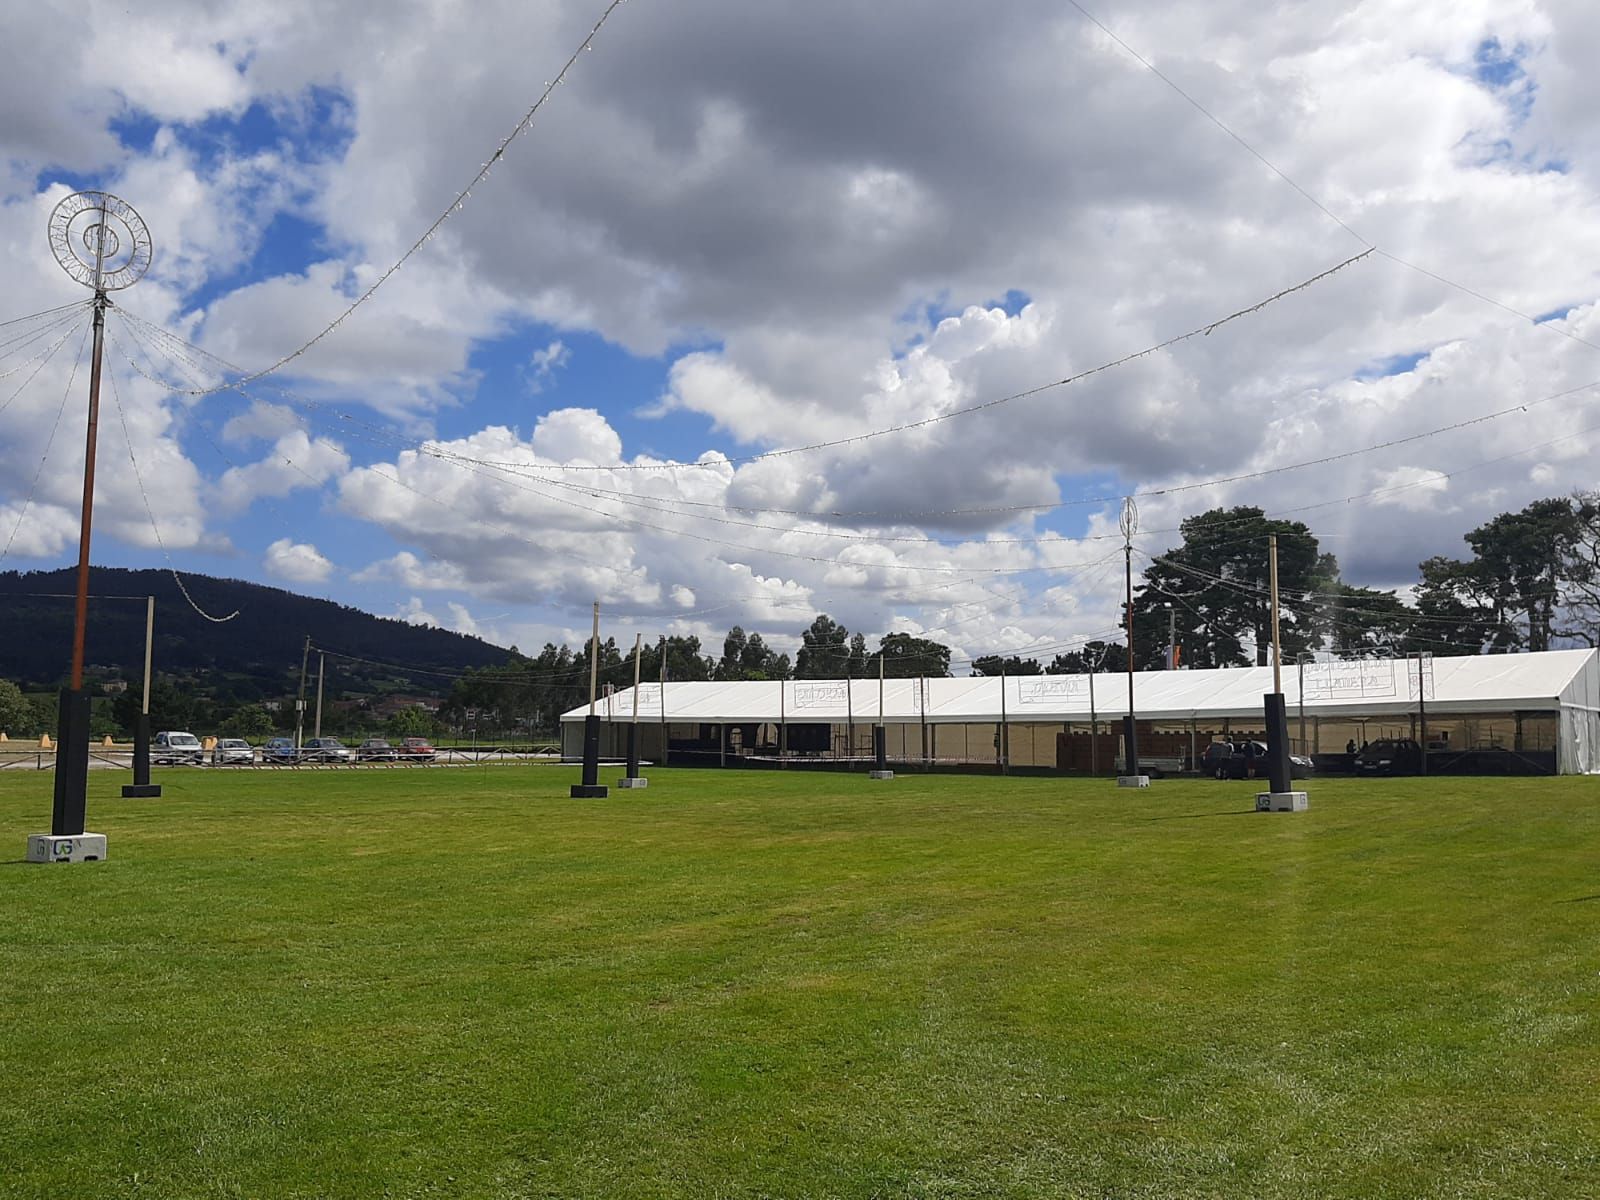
[1016,677,1089,706]
[622,683,663,715]
[792,682,848,711]
[1302,657,1434,702]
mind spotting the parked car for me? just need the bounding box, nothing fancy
[210,737,255,766]
[356,738,396,762]
[1354,738,1424,775]
[153,730,204,765]
[261,737,299,764]
[398,737,437,762]
[1204,740,1312,780]
[301,737,353,763]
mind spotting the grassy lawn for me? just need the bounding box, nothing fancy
[1,766,1597,1199]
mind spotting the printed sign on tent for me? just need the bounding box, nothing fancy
[792,682,848,711]
[1016,677,1089,705]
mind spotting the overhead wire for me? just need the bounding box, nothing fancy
[157,0,628,397]
[1065,0,1600,358]
[0,321,91,565]
[103,355,240,622]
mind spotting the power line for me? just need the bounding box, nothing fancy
[1065,0,1600,359]
[158,0,628,397]
[103,358,240,622]
[0,322,91,566]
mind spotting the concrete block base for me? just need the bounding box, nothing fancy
[570,784,609,798]
[1117,775,1151,788]
[869,770,895,780]
[27,832,107,863]
[121,784,162,798]
[1256,790,1309,812]
[615,776,649,789]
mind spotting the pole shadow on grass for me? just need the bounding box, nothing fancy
[1142,809,1258,821]
[1559,894,1600,904]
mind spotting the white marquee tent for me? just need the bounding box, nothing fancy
[562,649,1600,774]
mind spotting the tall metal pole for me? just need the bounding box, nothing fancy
[50,229,108,839]
[35,190,152,859]
[1166,604,1176,670]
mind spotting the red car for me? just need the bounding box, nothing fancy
[399,737,437,762]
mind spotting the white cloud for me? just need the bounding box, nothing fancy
[263,538,334,583]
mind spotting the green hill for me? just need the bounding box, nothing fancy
[0,567,511,718]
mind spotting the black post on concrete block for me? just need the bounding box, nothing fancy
[1263,693,1292,795]
[625,722,639,779]
[51,688,90,836]
[571,713,608,798]
[122,712,162,799]
[874,725,887,771]
[1122,713,1139,778]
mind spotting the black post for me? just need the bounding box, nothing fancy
[1263,693,1292,795]
[1122,713,1139,778]
[571,713,607,798]
[121,712,161,798]
[1416,653,1429,776]
[874,724,887,772]
[625,722,639,780]
[133,713,151,786]
[50,687,90,836]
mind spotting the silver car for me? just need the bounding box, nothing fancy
[153,730,204,765]
[211,738,255,765]
[302,737,353,763]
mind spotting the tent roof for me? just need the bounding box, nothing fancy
[562,649,1598,724]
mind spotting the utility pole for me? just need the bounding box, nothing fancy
[33,191,151,863]
[1416,652,1429,777]
[571,601,607,797]
[314,652,325,739]
[1118,497,1146,786]
[1166,603,1176,670]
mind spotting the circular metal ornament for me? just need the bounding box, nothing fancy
[47,190,152,291]
[1119,495,1139,541]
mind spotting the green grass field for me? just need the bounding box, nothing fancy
[2,766,1597,1199]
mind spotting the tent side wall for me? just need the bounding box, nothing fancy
[1559,650,1600,774]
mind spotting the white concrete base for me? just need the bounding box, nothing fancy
[869,770,895,780]
[1117,775,1151,788]
[1256,790,1309,812]
[27,832,107,863]
[616,776,649,788]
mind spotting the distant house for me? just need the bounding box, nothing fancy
[101,680,128,695]
[371,694,441,717]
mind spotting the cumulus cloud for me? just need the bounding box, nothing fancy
[9,0,1600,664]
[263,538,334,583]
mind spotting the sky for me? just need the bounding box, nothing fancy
[2,0,1600,669]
